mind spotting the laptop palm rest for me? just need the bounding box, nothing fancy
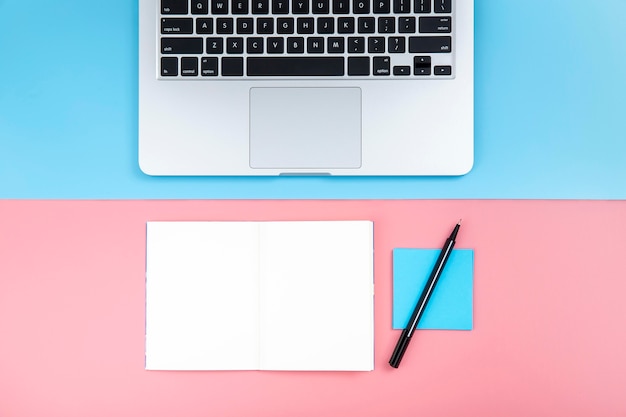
[249,87,362,170]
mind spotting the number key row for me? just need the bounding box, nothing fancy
[162,0,450,15]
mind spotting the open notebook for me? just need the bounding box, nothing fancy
[145,221,374,371]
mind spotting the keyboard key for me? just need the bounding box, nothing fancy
[373,0,390,14]
[161,37,204,54]
[313,0,330,13]
[247,37,265,53]
[317,17,334,33]
[414,0,430,13]
[333,0,350,13]
[434,0,451,13]
[378,17,395,33]
[161,57,178,76]
[393,0,409,13]
[373,56,390,75]
[388,36,405,53]
[414,55,431,65]
[348,36,365,53]
[237,18,254,34]
[328,37,345,53]
[358,17,375,33]
[226,37,244,53]
[257,18,274,34]
[398,16,415,33]
[393,65,410,75]
[212,0,229,13]
[338,17,355,33]
[307,37,325,52]
[419,16,451,33]
[232,0,249,13]
[162,0,188,14]
[216,18,234,34]
[247,57,344,76]
[273,0,290,14]
[287,37,305,53]
[206,37,224,53]
[252,0,270,13]
[191,0,209,14]
[201,57,218,76]
[414,55,431,75]
[181,57,199,76]
[161,18,193,34]
[292,0,310,13]
[297,17,315,34]
[222,57,244,76]
[348,57,369,75]
[408,36,451,53]
[196,18,214,34]
[368,36,385,53]
[267,37,284,53]
[353,0,370,14]
[277,17,294,33]
[434,65,452,75]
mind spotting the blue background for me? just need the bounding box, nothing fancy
[1,0,625,199]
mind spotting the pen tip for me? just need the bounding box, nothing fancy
[458,219,463,225]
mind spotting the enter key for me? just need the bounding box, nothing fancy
[419,16,452,33]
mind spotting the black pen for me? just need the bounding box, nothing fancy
[389,219,462,368]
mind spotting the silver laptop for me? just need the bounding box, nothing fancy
[139,0,473,175]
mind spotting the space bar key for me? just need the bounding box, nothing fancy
[247,57,345,76]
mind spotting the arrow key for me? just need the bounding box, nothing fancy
[393,65,410,75]
[434,65,452,75]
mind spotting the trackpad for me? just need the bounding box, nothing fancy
[249,87,362,169]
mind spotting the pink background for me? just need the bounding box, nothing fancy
[1,200,625,416]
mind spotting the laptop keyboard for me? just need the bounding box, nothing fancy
[159,0,454,78]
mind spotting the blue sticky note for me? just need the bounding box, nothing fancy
[393,249,473,330]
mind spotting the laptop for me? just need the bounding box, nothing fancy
[138,0,473,175]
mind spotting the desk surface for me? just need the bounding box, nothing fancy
[1,0,626,199]
[1,199,625,416]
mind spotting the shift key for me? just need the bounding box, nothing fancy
[409,36,451,53]
[161,37,204,54]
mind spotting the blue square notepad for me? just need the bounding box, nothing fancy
[393,248,474,330]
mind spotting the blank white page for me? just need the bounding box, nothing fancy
[258,221,374,371]
[145,222,261,370]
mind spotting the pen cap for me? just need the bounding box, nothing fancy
[389,328,412,368]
